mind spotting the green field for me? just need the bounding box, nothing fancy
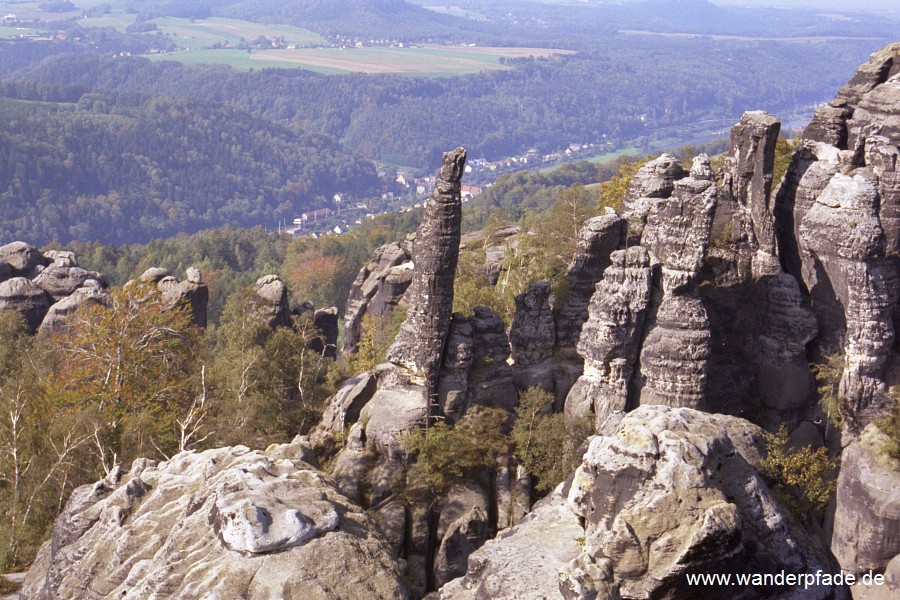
[0,26,44,38]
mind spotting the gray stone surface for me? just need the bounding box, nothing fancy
[556,212,626,348]
[566,405,839,600]
[342,241,413,354]
[0,241,47,277]
[722,111,782,277]
[0,277,52,332]
[509,282,556,366]
[21,441,407,600]
[252,274,291,329]
[565,247,653,426]
[39,281,109,333]
[386,147,466,393]
[831,423,900,576]
[775,44,900,433]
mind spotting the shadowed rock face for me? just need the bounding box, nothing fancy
[509,282,556,366]
[0,277,52,332]
[386,147,466,392]
[22,440,408,600]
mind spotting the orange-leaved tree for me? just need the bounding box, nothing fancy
[45,282,202,472]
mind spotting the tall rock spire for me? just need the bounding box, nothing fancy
[386,147,467,394]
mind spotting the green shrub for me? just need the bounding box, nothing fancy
[760,425,836,516]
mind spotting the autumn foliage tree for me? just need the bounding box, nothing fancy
[45,282,202,471]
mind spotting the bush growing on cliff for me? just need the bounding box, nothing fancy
[402,407,509,495]
[511,387,593,494]
[760,425,836,517]
[812,353,846,429]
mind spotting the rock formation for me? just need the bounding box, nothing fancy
[0,277,53,332]
[0,241,48,278]
[565,247,653,426]
[437,406,839,600]
[251,274,291,329]
[509,282,557,365]
[342,241,414,354]
[22,439,407,600]
[555,212,626,349]
[722,110,782,277]
[775,42,900,433]
[831,423,900,578]
[386,147,467,393]
[39,279,109,333]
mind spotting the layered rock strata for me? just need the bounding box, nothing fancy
[722,111,782,277]
[386,147,467,392]
[564,247,653,427]
[831,423,900,578]
[555,212,626,349]
[775,42,900,433]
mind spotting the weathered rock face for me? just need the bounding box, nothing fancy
[556,212,626,349]
[465,306,517,411]
[754,273,819,425]
[33,260,105,301]
[775,43,900,433]
[564,406,838,600]
[434,407,827,600]
[39,280,109,333]
[437,313,475,424]
[509,282,557,366]
[252,274,291,329]
[565,247,653,427]
[621,154,687,234]
[433,493,585,600]
[22,439,407,600]
[831,423,900,577]
[342,241,413,354]
[722,111,782,277]
[161,277,209,328]
[0,277,52,332]
[0,241,48,278]
[386,147,466,392]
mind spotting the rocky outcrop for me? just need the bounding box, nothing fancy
[831,423,900,577]
[0,277,52,332]
[22,439,407,600]
[39,279,109,333]
[775,42,900,433]
[621,153,686,243]
[509,282,556,366]
[435,406,834,600]
[160,267,209,327]
[556,212,626,349]
[564,406,836,599]
[252,274,291,329]
[722,111,782,277]
[432,493,585,600]
[0,241,48,278]
[342,241,413,354]
[564,247,653,427]
[33,260,105,302]
[386,147,466,392]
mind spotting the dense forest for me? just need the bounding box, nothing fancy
[0,87,379,243]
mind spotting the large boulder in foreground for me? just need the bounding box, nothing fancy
[435,406,839,600]
[22,440,407,600]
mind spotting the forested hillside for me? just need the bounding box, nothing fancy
[0,88,378,243]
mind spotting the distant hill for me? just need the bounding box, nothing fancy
[119,0,496,41]
[0,87,379,244]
